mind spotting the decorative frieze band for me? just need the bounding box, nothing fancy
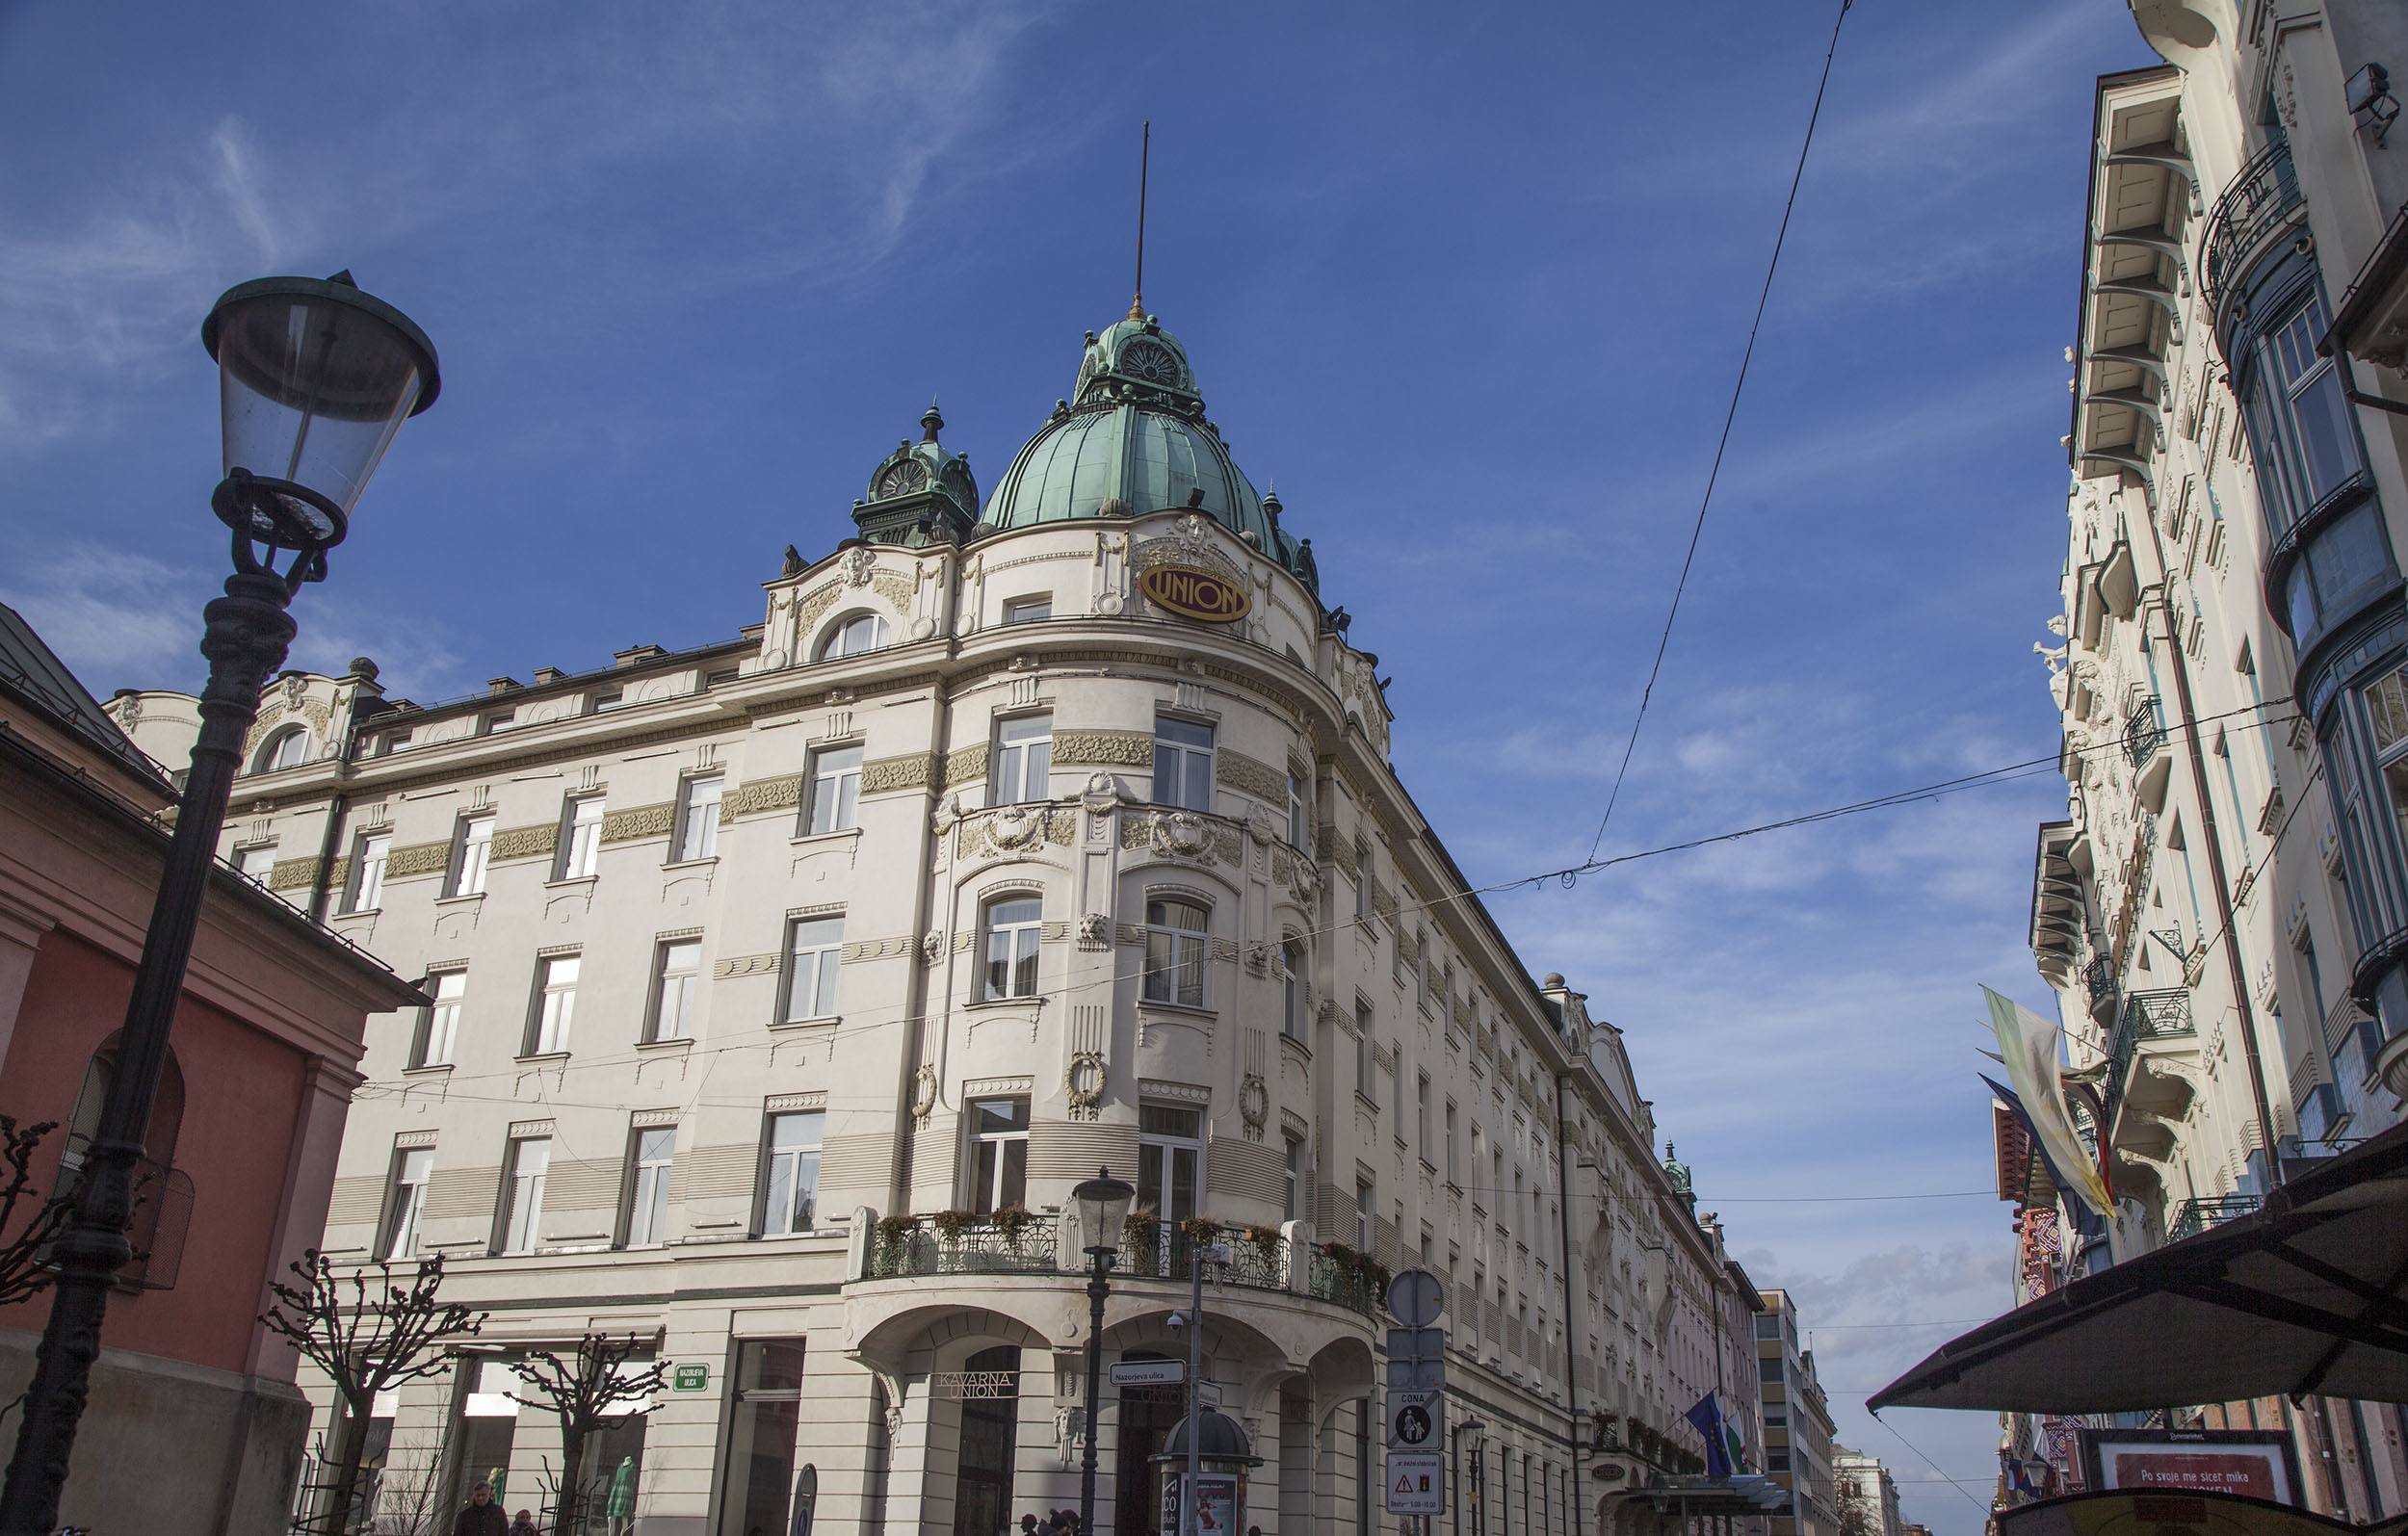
[724,773,803,820]
[1216,749,1287,804]
[490,822,559,863]
[944,744,990,787]
[1055,730,1153,768]
[601,802,674,844]
[861,753,936,794]
[715,953,780,979]
[383,841,453,881]
[841,934,917,963]
[269,856,323,892]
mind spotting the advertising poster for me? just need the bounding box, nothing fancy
[2080,1430,2300,1506]
[1162,1471,1241,1534]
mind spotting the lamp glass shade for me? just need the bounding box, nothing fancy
[205,275,438,534]
[1070,1168,1135,1254]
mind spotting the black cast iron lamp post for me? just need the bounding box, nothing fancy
[0,272,437,1536]
[1071,1166,1134,1536]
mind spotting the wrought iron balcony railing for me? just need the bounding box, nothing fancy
[2125,697,2166,770]
[2104,988,2197,1122]
[1309,1244,1387,1316]
[2202,142,2305,309]
[864,1211,1060,1278]
[2082,955,2117,1014]
[2167,1191,2260,1242]
[1118,1220,1290,1293]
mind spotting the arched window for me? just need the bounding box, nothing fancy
[61,1040,185,1180]
[815,612,890,662]
[1142,898,1209,1008]
[981,895,1042,1001]
[253,725,308,773]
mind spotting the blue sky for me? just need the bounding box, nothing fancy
[0,2,2161,1527]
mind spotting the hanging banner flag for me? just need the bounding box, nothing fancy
[1982,986,2115,1219]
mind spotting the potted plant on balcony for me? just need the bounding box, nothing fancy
[1241,1224,1284,1281]
[875,1213,917,1274]
[989,1205,1040,1262]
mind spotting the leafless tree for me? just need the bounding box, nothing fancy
[260,1249,485,1536]
[510,1333,667,1531]
[365,1434,454,1536]
[1836,1475,1881,1536]
[0,1117,74,1309]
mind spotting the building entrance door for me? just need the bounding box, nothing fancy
[1113,1352,1183,1536]
[953,1346,1021,1536]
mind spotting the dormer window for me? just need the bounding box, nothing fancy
[254,725,308,773]
[817,612,891,662]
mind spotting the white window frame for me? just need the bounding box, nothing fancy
[498,1135,549,1254]
[416,970,465,1068]
[781,915,843,1022]
[1142,897,1209,1008]
[760,1111,824,1236]
[257,725,308,773]
[1355,1175,1374,1251]
[816,612,890,661]
[992,713,1053,805]
[382,1146,433,1261]
[1417,1071,1433,1153]
[348,832,391,913]
[234,843,276,886]
[623,1125,675,1247]
[557,794,604,880]
[649,938,701,1042]
[981,895,1043,1001]
[1354,845,1374,924]
[450,814,494,898]
[1152,716,1215,812]
[804,744,862,836]
[1445,1102,1460,1184]
[1288,768,1309,848]
[967,1096,1030,1214]
[675,775,722,862]
[531,954,579,1055]
[1281,939,1308,1040]
[1283,1134,1306,1224]
[1003,595,1052,625]
[1355,1001,1377,1102]
[1138,1103,1203,1227]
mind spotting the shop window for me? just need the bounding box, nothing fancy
[953,1347,1022,1536]
[718,1340,808,1536]
[454,1359,525,1513]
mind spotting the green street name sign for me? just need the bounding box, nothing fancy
[672,1364,708,1393]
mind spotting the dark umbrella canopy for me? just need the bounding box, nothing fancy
[1870,1122,2408,1414]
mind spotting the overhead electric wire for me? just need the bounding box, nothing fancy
[1586,0,1855,863]
[350,698,2295,1110]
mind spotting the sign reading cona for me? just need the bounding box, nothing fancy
[1139,563,1249,623]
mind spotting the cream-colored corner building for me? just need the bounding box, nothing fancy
[2016,0,2408,1517]
[119,310,1758,1536]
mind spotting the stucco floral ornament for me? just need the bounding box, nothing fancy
[990,804,1039,850]
[1065,1052,1106,1111]
[1238,1073,1269,1139]
[841,544,876,587]
[909,1064,938,1124]
[1152,811,1209,858]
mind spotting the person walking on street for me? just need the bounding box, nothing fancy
[453,1480,510,1536]
[510,1509,540,1536]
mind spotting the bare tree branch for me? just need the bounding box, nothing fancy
[0,1118,76,1308]
[509,1333,667,1527]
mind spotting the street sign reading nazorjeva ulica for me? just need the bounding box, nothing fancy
[672,1363,708,1392]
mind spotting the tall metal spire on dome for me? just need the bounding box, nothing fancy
[1128,121,1150,322]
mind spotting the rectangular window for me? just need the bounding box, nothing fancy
[993,714,1053,804]
[1354,845,1374,923]
[381,1146,433,1261]
[968,1097,1029,1213]
[1003,595,1052,624]
[1754,1315,1781,1339]
[760,1111,824,1236]
[675,775,722,862]
[589,687,625,714]
[1281,940,1308,1040]
[235,844,276,886]
[530,954,579,1054]
[450,815,494,897]
[720,1341,810,1536]
[1415,937,1430,1010]
[1354,1176,1374,1250]
[1143,898,1208,1008]
[623,1126,675,1246]
[1283,1134,1306,1224]
[1287,768,1309,847]
[1138,1103,1202,1225]
[781,916,843,1022]
[649,939,701,1041]
[557,794,604,880]
[1152,716,1215,812]
[1767,1448,1791,1472]
[1417,1072,1432,1154]
[498,1135,549,1254]
[804,744,862,835]
[348,832,391,913]
[1355,1001,1376,1101]
[414,970,466,1068]
[1760,1354,1784,1383]
[982,897,1042,1001]
[1445,1102,1459,1183]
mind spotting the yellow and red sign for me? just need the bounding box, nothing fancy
[1139,564,1249,623]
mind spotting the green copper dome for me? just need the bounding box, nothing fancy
[982,313,1317,593]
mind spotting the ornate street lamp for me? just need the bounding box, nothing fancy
[0,272,437,1535]
[1071,1166,1135,1535]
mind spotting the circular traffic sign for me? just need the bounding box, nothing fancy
[1387,1267,1444,1327]
[1396,1404,1432,1445]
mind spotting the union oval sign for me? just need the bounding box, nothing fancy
[1139,563,1249,624]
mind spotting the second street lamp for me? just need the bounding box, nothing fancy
[1072,1166,1135,1535]
[0,272,437,1536]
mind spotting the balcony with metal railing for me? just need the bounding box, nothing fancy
[1117,1219,1290,1294]
[2083,955,2118,1027]
[864,1211,1060,1278]
[2167,1192,2260,1241]
[2202,142,2305,310]
[2125,696,2166,770]
[2103,988,2196,1126]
